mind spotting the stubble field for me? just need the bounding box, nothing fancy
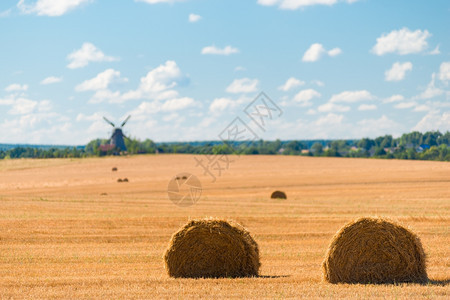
[0,154,449,299]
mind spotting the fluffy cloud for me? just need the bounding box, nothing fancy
[188,13,201,22]
[8,98,38,115]
[129,97,196,118]
[293,89,321,106]
[40,76,62,85]
[122,60,184,101]
[318,102,350,113]
[358,104,377,111]
[372,28,431,55]
[226,78,259,94]
[75,69,127,92]
[5,83,28,92]
[438,62,450,82]
[278,77,305,91]
[160,97,195,112]
[302,43,342,62]
[329,90,374,103]
[394,102,416,109]
[257,0,359,10]
[385,62,413,81]
[418,73,444,99]
[17,0,91,17]
[428,45,440,55]
[201,45,239,56]
[413,111,450,132]
[327,47,342,57]
[67,42,118,69]
[356,115,404,138]
[383,94,404,103]
[315,113,344,126]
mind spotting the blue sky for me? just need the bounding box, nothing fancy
[0,0,449,145]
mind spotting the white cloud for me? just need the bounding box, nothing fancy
[358,104,377,111]
[394,102,416,109]
[385,62,413,81]
[428,45,440,55]
[122,60,184,101]
[161,97,195,112]
[226,78,259,94]
[210,98,237,113]
[413,111,450,132]
[357,115,404,137]
[40,76,62,85]
[413,105,430,112]
[317,102,350,112]
[329,90,374,103]
[209,96,250,113]
[8,98,38,115]
[372,28,431,55]
[188,13,201,22]
[5,83,28,92]
[302,43,341,62]
[328,47,342,57]
[67,42,118,69]
[293,89,321,106]
[129,97,197,119]
[418,73,444,99]
[438,62,450,82]
[311,80,325,87]
[235,66,246,72]
[201,45,239,56]
[383,94,404,103]
[302,43,324,62]
[17,0,91,17]
[75,69,126,92]
[257,0,359,10]
[315,113,344,126]
[88,90,122,104]
[278,77,305,91]
[0,9,12,17]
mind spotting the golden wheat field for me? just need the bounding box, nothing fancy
[0,155,449,299]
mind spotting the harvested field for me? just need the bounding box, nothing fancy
[0,155,448,298]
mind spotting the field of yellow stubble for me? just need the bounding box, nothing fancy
[0,154,448,299]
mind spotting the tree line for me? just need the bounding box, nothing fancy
[0,131,449,162]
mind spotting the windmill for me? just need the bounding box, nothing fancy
[103,115,131,152]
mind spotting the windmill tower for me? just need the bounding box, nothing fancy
[103,115,131,152]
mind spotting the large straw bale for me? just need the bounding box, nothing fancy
[322,217,427,284]
[164,218,260,278]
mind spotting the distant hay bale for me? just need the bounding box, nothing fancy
[164,218,260,278]
[322,217,427,284]
[271,190,287,199]
[117,178,123,183]
[122,178,129,182]
[112,167,118,172]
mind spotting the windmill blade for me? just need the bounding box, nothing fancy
[121,115,131,127]
[103,116,115,127]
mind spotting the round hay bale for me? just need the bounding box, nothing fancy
[122,178,129,182]
[322,217,427,284]
[271,190,287,199]
[117,178,123,183]
[112,167,118,172]
[164,218,260,278]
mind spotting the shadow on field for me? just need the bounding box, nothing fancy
[426,279,450,286]
[257,275,291,279]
